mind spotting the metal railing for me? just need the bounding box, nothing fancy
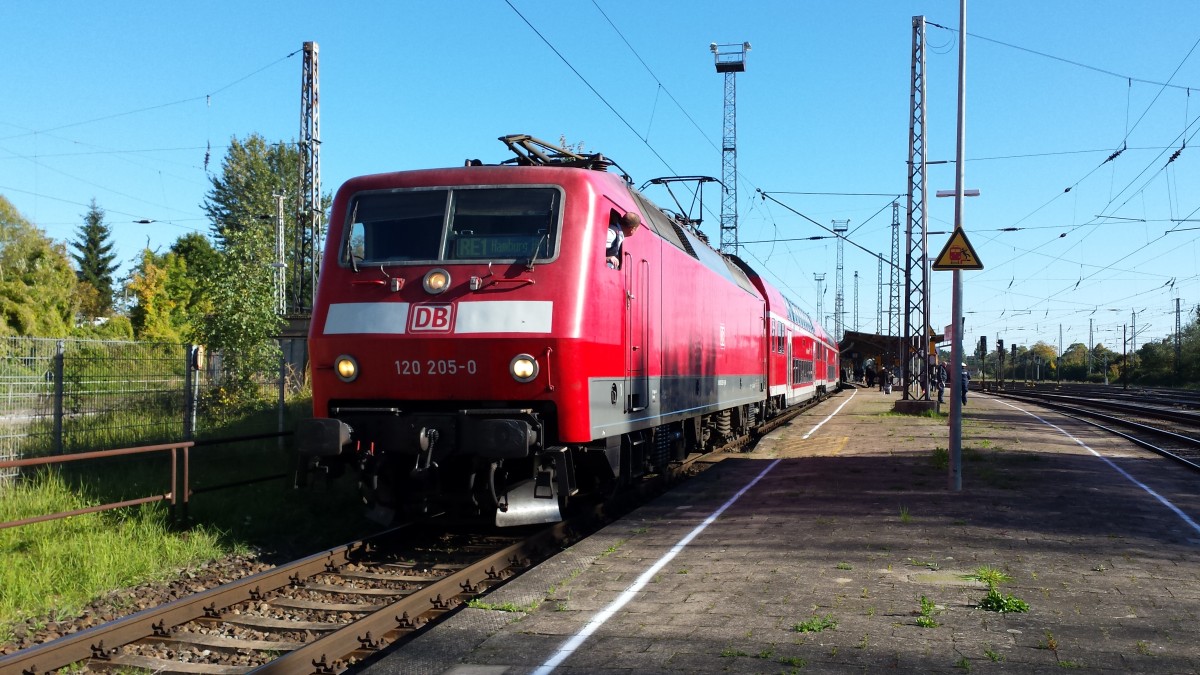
[0,441,193,530]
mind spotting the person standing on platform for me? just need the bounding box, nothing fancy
[960,363,971,404]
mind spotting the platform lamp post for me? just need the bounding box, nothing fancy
[947,0,970,492]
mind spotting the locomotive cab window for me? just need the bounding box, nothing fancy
[343,186,561,266]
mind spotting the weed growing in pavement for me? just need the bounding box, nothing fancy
[857,633,869,649]
[836,562,852,570]
[984,647,1004,662]
[676,568,688,574]
[907,558,939,570]
[793,614,838,633]
[861,587,869,599]
[931,447,949,470]
[1135,640,1151,655]
[719,646,747,657]
[899,505,911,523]
[600,540,626,556]
[778,656,807,668]
[955,656,972,671]
[915,595,940,627]
[1057,660,1083,668]
[867,607,876,617]
[756,648,774,659]
[1038,630,1059,653]
[978,587,1030,613]
[965,565,1013,588]
[555,602,568,611]
[467,599,540,613]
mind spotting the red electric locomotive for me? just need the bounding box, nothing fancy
[299,135,839,526]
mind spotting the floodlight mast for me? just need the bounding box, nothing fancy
[711,41,750,255]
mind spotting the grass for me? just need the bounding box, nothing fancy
[1,395,381,642]
[793,614,837,633]
[466,598,540,613]
[0,472,226,633]
[931,447,949,470]
[964,565,1013,588]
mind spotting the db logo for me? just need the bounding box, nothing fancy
[410,304,454,332]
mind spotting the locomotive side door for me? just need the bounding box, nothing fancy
[624,254,650,412]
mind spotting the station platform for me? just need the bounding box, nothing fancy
[362,387,1200,674]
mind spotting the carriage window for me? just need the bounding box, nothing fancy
[344,187,560,265]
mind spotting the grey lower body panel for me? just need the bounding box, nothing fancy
[588,374,765,438]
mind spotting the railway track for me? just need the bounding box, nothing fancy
[986,387,1200,471]
[1,524,573,675]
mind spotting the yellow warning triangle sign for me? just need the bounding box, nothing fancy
[932,227,984,270]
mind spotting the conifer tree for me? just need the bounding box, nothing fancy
[71,199,118,317]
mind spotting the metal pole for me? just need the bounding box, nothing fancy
[948,0,967,492]
[278,346,287,453]
[184,345,195,441]
[52,340,65,455]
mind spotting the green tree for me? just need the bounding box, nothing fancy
[1059,343,1089,381]
[0,195,78,336]
[70,199,118,318]
[192,225,283,396]
[170,232,220,291]
[125,233,220,342]
[1030,341,1058,379]
[128,249,186,342]
[196,136,290,398]
[203,133,328,312]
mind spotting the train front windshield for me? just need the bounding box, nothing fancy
[344,187,561,266]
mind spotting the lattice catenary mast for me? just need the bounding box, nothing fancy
[853,270,860,333]
[711,42,750,255]
[833,219,849,341]
[904,16,931,400]
[889,202,902,349]
[814,273,826,327]
[295,41,322,315]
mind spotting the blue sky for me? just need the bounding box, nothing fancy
[2,1,1198,355]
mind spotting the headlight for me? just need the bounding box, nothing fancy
[510,354,539,383]
[334,355,359,382]
[423,268,451,294]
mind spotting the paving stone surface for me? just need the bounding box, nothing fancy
[360,388,1200,674]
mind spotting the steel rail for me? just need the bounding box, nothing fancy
[987,390,1200,472]
[0,528,401,675]
[253,521,568,675]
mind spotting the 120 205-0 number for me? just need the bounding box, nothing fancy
[395,359,477,376]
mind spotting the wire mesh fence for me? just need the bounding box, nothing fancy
[0,337,305,485]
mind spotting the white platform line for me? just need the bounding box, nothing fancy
[533,392,854,673]
[995,398,1200,537]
